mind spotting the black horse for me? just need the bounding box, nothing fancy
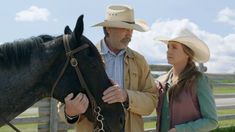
[0,15,125,132]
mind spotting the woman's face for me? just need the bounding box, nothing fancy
[167,41,189,65]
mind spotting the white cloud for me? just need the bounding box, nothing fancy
[129,19,235,73]
[216,7,235,28]
[15,6,50,22]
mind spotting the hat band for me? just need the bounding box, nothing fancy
[122,21,135,24]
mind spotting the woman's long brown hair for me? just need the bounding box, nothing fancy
[169,43,201,100]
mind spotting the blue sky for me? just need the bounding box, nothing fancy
[1,0,235,73]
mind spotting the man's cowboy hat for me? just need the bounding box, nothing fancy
[92,4,149,32]
[155,28,210,63]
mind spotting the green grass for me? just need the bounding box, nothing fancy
[211,125,235,132]
[212,80,235,84]
[217,120,235,127]
[144,121,156,129]
[217,109,235,115]
[213,87,235,94]
[0,124,37,132]
[144,119,235,130]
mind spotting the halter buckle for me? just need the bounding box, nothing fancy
[70,58,78,67]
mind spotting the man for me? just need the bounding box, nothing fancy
[58,4,157,132]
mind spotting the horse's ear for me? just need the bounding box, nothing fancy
[64,26,72,34]
[73,15,84,40]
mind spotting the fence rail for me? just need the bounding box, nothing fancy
[2,65,235,132]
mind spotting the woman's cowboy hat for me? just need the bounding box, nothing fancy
[155,28,210,63]
[92,4,149,32]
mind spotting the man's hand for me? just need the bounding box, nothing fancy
[102,84,128,104]
[64,93,89,116]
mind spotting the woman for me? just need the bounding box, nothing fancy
[155,28,218,132]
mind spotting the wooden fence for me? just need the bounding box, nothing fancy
[2,65,235,132]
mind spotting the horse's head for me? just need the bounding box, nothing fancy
[50,15,125,132]
[0,15,124,131]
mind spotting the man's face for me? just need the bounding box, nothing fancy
[106,27,133,53]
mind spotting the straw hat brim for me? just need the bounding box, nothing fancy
[156,36,210,63]
[92,20,149,32]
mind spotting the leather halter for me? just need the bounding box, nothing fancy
[50,34,89,98]
[51,35,105,131]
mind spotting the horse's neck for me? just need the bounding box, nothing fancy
[0,39,65,125]
[0,85,48,126]
[0,61,49,126]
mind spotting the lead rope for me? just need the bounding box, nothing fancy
[63,35,105,132]
[93,107,104,132]
[0,115,20,132]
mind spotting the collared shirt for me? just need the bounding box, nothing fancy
[100,39,126,89]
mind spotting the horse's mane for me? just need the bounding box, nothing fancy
[0,35,54,69]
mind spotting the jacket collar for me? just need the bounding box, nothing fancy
[125,47,134,59]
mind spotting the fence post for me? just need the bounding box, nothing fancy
[50,98,58,132]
